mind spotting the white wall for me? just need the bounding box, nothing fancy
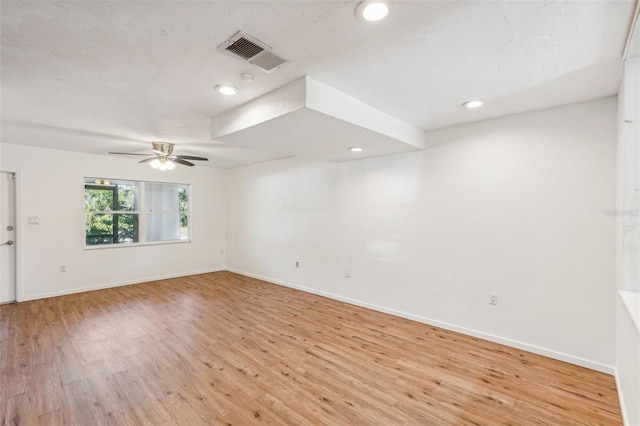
[227,97,617,372]
[616,53,640,426]
[0,97,619,382]
[0,143,226,301]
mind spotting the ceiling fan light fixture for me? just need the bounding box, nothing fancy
[357,1,390,22]
[151,158,176,171]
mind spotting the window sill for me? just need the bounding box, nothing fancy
[619,290,640,335]
[84,240,191,251]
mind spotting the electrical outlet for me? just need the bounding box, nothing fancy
[60,265,66,272]
[28,216,40,225]
[220,248,224,255]
[489,293,498,305]
[345,268,351,278]
[295,261,299,268]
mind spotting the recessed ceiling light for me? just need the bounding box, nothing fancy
[357,1,389,22]
[462,100,484,109]
[349,147,364,153]
[215,84,238,96]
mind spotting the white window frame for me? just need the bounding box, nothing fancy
[84,177,191,249]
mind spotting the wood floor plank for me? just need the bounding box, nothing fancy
[0,271,623,425]
[5,389,39,425]
[39,406,73,426]
[63,378,110,425]
[34,380,67,418]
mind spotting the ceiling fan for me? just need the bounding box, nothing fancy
[109,142,209,170]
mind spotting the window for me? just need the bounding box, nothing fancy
[85,179,139,245]
[144,182,190,242]
[85,178,190,247]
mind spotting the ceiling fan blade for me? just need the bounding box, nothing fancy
[138,157,157,164]
[175,155,209,161]
[109,152,153,156]
[173,158,195,167]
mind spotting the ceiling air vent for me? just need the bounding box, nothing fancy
[218,31,290,73]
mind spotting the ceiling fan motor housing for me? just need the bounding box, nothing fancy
[152,142,174,156]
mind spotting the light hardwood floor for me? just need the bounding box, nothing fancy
[0,272,622,425]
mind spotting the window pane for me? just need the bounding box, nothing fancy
[116,183,138,211]
[85,188,114,212]
[179,188,189,212]
[144,183,190,243]
[85,213,139,245]
[143,183,190,212]
[146,213,185,242]
[86,213,114,245]
[84,179,138,212]
[117,214,139,243]
[180,215,189,240]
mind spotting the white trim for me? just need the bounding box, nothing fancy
[14,171,23,302]
[227,268,615,375]
[619,290,640,336]
[623,0,640,60]
[83,239,191,251]
[0,169,24,302]
[615,369,631,426]
[20,268,224,301]
[139,180,147,243]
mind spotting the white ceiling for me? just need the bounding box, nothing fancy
[0,1,636,168]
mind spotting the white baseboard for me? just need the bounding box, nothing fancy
[19,268,225,302]
[615,369,631,426]
[227,268,615,375]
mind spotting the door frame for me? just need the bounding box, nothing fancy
[0,170,22,302]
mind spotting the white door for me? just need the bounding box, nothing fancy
[0,172,16,303]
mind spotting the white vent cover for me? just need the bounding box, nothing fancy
[218,31,290,73]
